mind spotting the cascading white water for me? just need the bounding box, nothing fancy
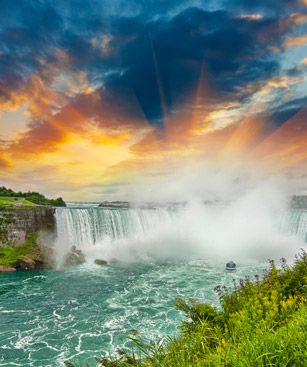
[279,210,307,241]
[55,204,307,266]
[55,206,176,251]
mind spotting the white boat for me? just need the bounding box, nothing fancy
[225,261,236,272]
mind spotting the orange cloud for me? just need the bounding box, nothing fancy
[289,13,307,25]
[284,34,307,48]
[257,75,303,96]
[238,14,263,21]
[5,62,149,157]
[0,155,10,169]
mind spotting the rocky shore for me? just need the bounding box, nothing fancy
[0,206,55,272]
[0,231,55,272]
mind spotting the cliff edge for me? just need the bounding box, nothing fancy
[0,206,55,271]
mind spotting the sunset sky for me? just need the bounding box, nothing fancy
[0,0,307,200]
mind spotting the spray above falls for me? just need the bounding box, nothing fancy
[54,200,307,267]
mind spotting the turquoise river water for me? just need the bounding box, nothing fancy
[0,260,268,366]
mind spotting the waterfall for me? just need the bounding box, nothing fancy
[279,210,307,242]
[54,205,307,265]
[55,206,176,250]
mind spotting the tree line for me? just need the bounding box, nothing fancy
[0,186,66,207]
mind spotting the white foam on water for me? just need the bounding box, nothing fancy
[14,336,33,350]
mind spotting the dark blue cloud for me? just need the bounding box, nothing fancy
[224,0,305,16]
[98,7,286,121]
[269,96,307,129]
[0,0,63,101]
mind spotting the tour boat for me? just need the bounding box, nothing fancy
[225,261,237,272]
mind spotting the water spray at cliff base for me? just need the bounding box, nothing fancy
[54,166,307,268]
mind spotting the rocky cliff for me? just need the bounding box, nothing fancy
[0,206,55,247]
[291,195,307,210]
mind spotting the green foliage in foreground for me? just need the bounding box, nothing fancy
[0,233,39,266]
[68,251,307,367]
[0,186,66,207]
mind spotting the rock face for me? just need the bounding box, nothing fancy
[0,207,55,247]
[291,195,307,209]
[13,257,45,271]
[0,265,16,272]
[64,246,86,266]
[94,259,108,266]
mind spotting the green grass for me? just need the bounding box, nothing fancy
[67,251,307,367]
[0,233,39,266]
[0,196,38,209]
[0,186,66,207]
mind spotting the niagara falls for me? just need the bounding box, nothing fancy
[1,0,307,366]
